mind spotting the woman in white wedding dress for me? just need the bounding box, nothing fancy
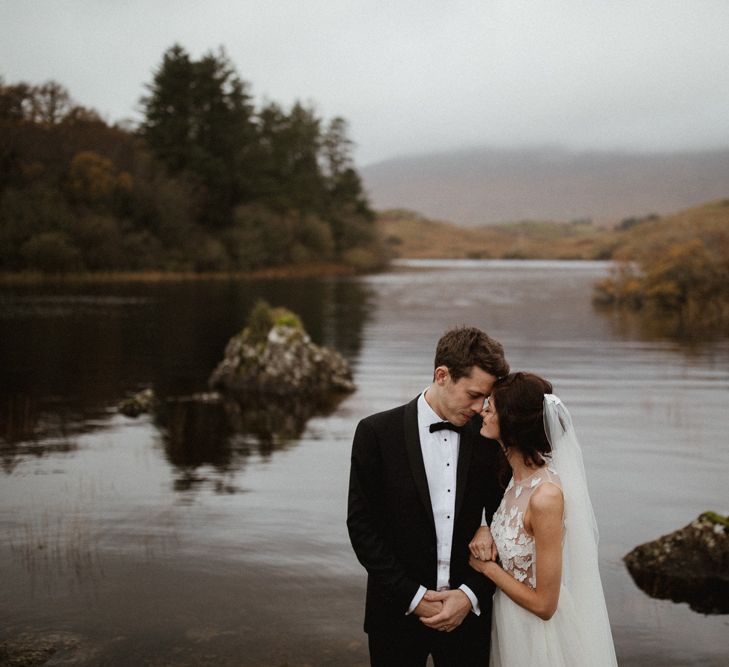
[469,372,618,667]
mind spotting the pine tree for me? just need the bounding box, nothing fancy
[140,45,257,227]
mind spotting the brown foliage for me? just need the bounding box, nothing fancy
[593,200,729,328]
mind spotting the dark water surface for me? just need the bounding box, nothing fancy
[1,260,727,666]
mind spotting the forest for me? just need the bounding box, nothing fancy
[0,45,386,274]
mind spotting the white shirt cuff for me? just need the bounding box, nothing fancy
[459,584,481,616]
[406,585,427,615]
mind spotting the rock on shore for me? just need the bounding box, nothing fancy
[624,511,729,614]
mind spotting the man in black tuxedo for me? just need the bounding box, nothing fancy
[347,326,509,666]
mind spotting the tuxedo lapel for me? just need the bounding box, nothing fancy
[455,425,475,520]
[404,397,435,528]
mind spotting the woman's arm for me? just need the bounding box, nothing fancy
[469,483,564,620]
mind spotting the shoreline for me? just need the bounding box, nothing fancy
[0,257,609,286]
[0,263,357,285]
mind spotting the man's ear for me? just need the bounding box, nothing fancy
[434,366,449,385]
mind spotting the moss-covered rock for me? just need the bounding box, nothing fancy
[245,299,303,345]
[209,301,355,397]
[624,512,729,614]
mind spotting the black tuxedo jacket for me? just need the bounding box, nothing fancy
[347,396,504,633]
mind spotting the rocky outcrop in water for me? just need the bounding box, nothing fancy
[118,388,157,417]
[624,511,729,614]
[209,301,355,396]
[116,304,354,485]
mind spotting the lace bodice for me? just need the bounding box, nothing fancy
[491,465,562,589]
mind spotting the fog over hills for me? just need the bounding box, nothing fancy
[361,147,729,225]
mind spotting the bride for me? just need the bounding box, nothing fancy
[468,372,618,666]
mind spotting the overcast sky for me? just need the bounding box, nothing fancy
[2,1,729,165]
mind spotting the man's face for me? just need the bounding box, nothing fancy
[436,365,497,426]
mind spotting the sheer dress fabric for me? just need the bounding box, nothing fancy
[489,462,617,666]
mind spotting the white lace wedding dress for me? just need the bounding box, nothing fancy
[490,466,596,666]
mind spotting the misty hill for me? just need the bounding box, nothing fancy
[361,147,729,225]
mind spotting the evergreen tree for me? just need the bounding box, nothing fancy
[139,45,194,174]
[321,116,353,180]
[140,45,257,227]
[256,101,326,213]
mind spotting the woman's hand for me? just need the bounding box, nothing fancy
[469,554,499,579]
[469,525,498,561]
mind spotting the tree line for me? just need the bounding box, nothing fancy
[0,45,385,274]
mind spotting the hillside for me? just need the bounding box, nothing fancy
[362,147,729,226]
[608,198,729,260]
[378,199,729,261]
[378,210,615,260]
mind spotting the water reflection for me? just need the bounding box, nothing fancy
[154,391,349,493]
[0,395,80,473]
[594,302,729,346]
[625,561,729,615]
[0,276,372,474]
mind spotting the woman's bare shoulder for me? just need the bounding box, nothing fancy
[529,482,564,515]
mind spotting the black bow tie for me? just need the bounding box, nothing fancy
[429,421,464,434]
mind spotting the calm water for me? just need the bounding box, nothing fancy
[1,260,727,666]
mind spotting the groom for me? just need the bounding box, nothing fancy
[347,326,509,666]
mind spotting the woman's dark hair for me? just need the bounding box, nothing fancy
[434,326,509,381]
[490,371,553,467]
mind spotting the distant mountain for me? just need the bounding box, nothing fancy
[361,147,729,225]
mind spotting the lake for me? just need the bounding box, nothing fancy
[1,259,727,666]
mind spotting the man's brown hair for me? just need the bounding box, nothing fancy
[434,326,509,381]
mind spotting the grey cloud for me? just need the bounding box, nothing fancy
[2,0,728,165]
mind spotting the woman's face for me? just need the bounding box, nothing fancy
[479,396,500,440]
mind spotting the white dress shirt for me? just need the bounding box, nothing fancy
[406,390,481,616]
